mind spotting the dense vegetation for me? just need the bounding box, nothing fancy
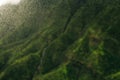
[0,0,120,80]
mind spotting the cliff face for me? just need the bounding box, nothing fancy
[0,0,120,80]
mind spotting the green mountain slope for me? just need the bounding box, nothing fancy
[0,0,120,80]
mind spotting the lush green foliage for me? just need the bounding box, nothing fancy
[0,0,120,80]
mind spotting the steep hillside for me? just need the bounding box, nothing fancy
[0,0,120,80]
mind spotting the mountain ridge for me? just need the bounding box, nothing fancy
[0,0,120,80]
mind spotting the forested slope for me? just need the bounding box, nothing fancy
[0,0,120,80]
